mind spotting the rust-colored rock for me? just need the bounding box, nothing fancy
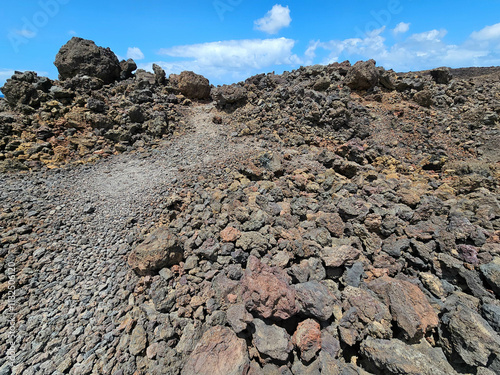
[316,211,345,237]
[293,319,322,362]
[368,276,439,340]
[220,226,242,242]
[241,255,298,320]
[181,326,249,375]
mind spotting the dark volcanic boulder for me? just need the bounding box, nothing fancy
[345,59,379,90]
[54,37,121,83]
[127,227,184,275]
[1,71,51,107]
[430,67,452,84]
[211,85,248,106]
[120,58,137,80]
[175,71,211,100]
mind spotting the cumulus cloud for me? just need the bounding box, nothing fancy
[127,47,145,60]
[393,22,410,35]
[409,29,447,42]
[308,22,500,72]
[158,38,300,74]
[470,22,500,41]
[254,5,291,34]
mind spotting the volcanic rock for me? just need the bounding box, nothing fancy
[345,59,379,90]
[212,84,248,106]
[54,37,121,83]
[368,276,439,340]
[361,337,458,375]
[175,71,211,100]
[182,326,250,375]
[252,318,293,361]
[292,319,322,362]
[127,227,184,275]
[241,256,298,320]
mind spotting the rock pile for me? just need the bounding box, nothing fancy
[0,38,499,375]
[0,38,217,172]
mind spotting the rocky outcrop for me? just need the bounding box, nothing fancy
[0,71,51,108]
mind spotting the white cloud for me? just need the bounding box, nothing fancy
[254,4,291,34]
[304,40,320,65]
[409,29,447,42]
[393,22,410,35]
[310,23,500,72]
[152,38,301,84]
[158,38,299,70]
[470,22,500,41]
[15,29,36,38]
[68,30,77,35]
[127,47,145,60]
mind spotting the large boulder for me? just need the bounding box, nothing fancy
[361,337,458,375]
[430,67,452,84]
[181,326,249,375]
[368,276,439,340]
[54,37,121,83]
[339,286,392,346]
[252,318,292,361]
[241,255,298,320]
[440,303,500,368]
[345,59,379,90]
[174,71,211,100]
[211,84,248,106]
[127,227,184,275]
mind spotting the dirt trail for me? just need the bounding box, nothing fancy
[75,102,254,220]
[0,102,261,375]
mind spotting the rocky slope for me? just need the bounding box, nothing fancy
[0,37,499,375]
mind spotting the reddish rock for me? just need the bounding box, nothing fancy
[368,276,439,340]
[181,326,249,375]
[127,227,183,275]
[320,245,361,268]
[316,211,345,237]
[241,256,298,320]
[220,226,242,242]
[292,319,322,362]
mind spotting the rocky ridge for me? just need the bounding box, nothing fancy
[0,38,499,375]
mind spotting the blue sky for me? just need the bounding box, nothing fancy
[1,1,500,87]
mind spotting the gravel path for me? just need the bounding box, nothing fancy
[0,103,258,374]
